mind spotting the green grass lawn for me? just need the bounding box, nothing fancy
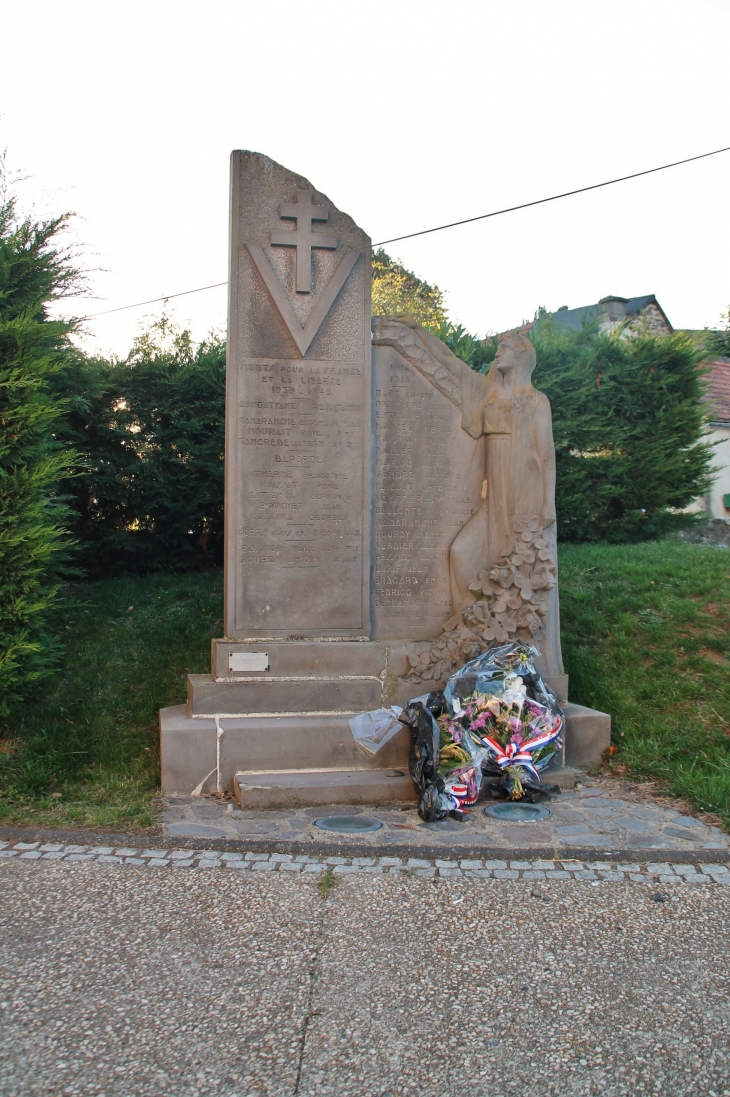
[1,541,729,830]
[559,540,730,825]
[0,572,221,829]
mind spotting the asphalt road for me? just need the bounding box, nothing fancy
[1,860,729,1097]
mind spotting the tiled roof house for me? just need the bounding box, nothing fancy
[551,294,672,337]
[702,356,730,518]
[511,294,673,339]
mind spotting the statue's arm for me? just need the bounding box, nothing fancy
[417,325,481,387]
[394,318,500,395]
[371,316,498,424]
[536,395,557,526]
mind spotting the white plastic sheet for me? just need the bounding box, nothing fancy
[348,706,403,755]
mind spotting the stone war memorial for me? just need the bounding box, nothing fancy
[160,151,610,806]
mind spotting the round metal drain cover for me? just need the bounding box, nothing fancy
[483,802,551,822]
[313,816,383,834]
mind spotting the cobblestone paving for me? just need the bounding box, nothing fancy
[1,839,728,883]
[161,780,729,854]
[1,860,729,1097]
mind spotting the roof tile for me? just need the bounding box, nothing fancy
[704,357,730,423]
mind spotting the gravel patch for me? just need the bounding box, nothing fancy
[299,874,730,1097]
[0,862,321,1096]
[0,860,729,1096]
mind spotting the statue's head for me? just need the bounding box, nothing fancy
[494,332,536,383]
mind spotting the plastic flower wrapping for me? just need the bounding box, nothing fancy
[399,643,564,822]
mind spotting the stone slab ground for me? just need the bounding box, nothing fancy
[158,777,728,857]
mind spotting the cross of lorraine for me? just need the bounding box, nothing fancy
[271,189,337,294]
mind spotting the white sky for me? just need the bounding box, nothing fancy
[1,0,729,357]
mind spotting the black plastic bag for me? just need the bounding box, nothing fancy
[425,690,448,719]
[482,765,561,802]
[399,700,439,796]
[418,780,449,823]
[398,701,450,822]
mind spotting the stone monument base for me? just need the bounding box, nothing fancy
[159,639,611,802]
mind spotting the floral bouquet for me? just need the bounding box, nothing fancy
[400,643,564,820]
[442,670,563,802]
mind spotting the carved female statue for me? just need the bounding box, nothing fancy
[372,317,564,682]
[440,330,563,678]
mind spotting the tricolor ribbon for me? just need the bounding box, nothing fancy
[480,718,563,782]
[444,781,480,809]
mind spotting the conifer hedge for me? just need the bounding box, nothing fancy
[57,319,225,575]
[530,319,714,541]
[0,196,78,714]
[55,314,713,573]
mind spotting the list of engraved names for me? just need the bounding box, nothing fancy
[236,358,366,632]
[372,352,480,639]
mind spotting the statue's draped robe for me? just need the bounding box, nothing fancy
[450,364,563,678]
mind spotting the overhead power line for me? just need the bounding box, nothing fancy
[372,143,730,246]
[81,280,227,320]
[82,143,730,320]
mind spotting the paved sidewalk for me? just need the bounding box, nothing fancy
[1,858,729,1097]
[161,778,729,855]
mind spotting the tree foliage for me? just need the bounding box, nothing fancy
[433,320,497,372]
[0,191,78,714]
[372,249,447,329]
[56,316,226,575]
[707,304,730,358]
[529,318,714,541]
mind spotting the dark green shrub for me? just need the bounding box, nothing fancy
[56,317,226,574]
[0,194,78,715]
[433,320,497,371]
[531,318,714,541]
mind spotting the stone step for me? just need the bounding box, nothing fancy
[540,765,579,790]
[187,673,383,716]
[161,700,587,799]
[160,706,411,796]
[233,768,417,809]
[232,765,577,810]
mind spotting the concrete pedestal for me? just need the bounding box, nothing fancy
[160,639,611,801]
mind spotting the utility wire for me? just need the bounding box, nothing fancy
[372,142,730,246]
[81,280,228,320]
[82,143,730,320]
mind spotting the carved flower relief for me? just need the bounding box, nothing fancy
[410,630,478,682]
[486,565,511,588]
[406,514,557,682]
[512,516,539,534]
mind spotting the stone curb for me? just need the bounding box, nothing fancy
[1,840,728,885]
[0,823,728,864]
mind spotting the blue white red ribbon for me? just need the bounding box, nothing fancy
[480,718,563,782]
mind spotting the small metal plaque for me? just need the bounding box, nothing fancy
[483,802,552,822]
[313,816,383,834]
[229,651,269,673]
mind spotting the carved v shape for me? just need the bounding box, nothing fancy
[245,242,360,357]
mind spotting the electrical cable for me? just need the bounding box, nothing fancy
[81,142,730,320]
[81,281,228,320]
[371,143,730,246]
